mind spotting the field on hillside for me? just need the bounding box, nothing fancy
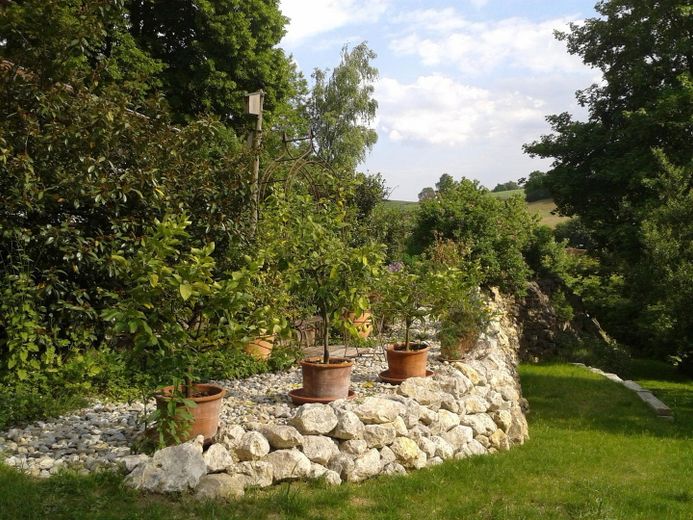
[383,192,570,228]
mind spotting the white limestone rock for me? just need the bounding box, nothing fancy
[346,448,381,483]
[363,423,397,449]
[301,435,339,465]
[124,436,206,493]
[263,449,312,481]
[203,443,234,473]
[331,411,364,440]
[354,397,404,424]
[194,473,245,500]
[235,431,270,461]
[290,404,339,435]
[441,425,474,449]
[459,414,498,436]
[259,425,304,449]
[235,460,274,488]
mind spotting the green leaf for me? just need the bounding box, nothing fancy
[179,284,193,300]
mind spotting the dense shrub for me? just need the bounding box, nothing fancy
[409,177,537,294]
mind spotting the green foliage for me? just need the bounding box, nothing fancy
[102,215,258,388]
[366,204,416,262]
[126,0,298,129]
[349,172,389,221]
[308,43,378,173]
[492,181,521,192]
[553,218,595,250]
[260,193,384,362]
[523,171,551,202]
[373,262,432,349]
[410,176,538,294]
[524,1,692,361]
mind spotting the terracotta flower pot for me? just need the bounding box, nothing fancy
[297,356,353,402]
[385,343,429,380]
[440,332,479,361]
[155,383,226,442]
[244,335,275,360]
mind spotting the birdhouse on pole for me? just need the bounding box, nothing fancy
[245,91,264,115]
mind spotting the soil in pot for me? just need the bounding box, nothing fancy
[385,343,429,380]
[155,383,226,443]
[291,356,353,403]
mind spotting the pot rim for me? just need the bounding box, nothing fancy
[387,343,430,354]
[301,356,354,368]
[156,383,226,403]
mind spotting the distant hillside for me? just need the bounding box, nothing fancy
[381,192,569,228]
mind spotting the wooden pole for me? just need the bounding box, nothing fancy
[249,90,265,235]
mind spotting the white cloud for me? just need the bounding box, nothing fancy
[376,75,547,146]
[280,0,389,48]
[390,11,587,75]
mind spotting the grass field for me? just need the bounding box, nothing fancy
[383,192,570,228]
[1,361,690,519]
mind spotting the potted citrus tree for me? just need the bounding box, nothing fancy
[103,215,257,445]
[373,261,436,382]
[269,194,383,403]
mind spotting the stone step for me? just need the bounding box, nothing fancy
[636,391,673,417]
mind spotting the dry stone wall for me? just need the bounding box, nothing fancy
[1,289,529,497]
[125,289,530,497]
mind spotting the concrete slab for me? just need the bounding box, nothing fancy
[622,380,644,392]
[602,372,623,383]
[636,391,673,416]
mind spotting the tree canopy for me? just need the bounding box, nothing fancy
[524,0,692,361]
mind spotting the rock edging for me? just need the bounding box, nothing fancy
[123,291,530,498]
[570,363,673,418]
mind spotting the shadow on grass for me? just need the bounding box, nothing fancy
[519,363,692,440]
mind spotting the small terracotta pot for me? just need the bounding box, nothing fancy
[244,335,275,360]
[440,333,479,361]
[299,356,353,401]
[347,311,373,339]
[386,343,429,380]
[155,383,225,442]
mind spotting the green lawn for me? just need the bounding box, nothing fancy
[488,189,525,200]
[1,362,691,519]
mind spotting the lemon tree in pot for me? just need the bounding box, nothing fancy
[373,261,436,382]
[103,215,257,446]
[269,194,383,403]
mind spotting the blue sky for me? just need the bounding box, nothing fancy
[279,1,601,200]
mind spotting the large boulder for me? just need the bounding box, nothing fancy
[290,404,339,435]
[459,414,498,436]
[397,378,442,409]
[354,397,404,424]
[203,443,234,473]
[194,474,246,500]
[301,435,339,465]
[235,460,274,488]
[363,423,397,449]
[263,449,312,481]
[235,431,270,461]
[345,449,381,483]
[124,436,206,493]
[331,411,365,440]
[259,425,304,449]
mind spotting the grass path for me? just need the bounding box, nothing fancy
[1,362,691,519]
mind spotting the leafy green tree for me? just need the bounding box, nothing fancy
[126,0,297,130]
[492,181,521,192]
[523,171,551,202]
[435,173,455,194]
[418,187,436,201]
[524,0,691,257]
[524,0,692,360]
[307,42,378,173]
[410,176,537,294]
